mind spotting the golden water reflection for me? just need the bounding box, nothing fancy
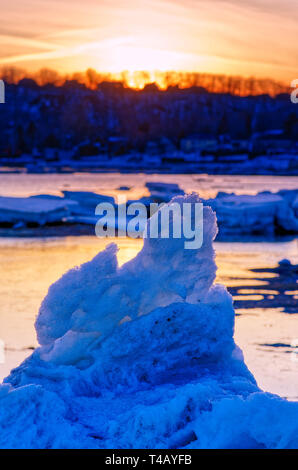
[0,236,297,399]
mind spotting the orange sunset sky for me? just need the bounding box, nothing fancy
[0,0,297,82]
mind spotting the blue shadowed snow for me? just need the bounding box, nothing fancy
[0,194,298,449]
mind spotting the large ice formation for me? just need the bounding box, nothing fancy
[0,194,298,449]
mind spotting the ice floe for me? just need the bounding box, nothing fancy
[0,196,77,226]
[0,186,297,237]
[205,189,298,235]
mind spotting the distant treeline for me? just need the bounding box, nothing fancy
[0,66,291,97]
[0,72,297,158]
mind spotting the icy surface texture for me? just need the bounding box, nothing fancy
[0,195,77,225]
[0,194,298,449]
[206,189,298,235]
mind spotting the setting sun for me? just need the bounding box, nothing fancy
[1,0,297,82]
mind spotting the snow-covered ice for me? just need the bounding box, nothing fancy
[0,181,297,238]
[0,196,77,226]
[0,194,298,449]
[62,191,115,215]
[145,182,185,203]
[206,189,298,235]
